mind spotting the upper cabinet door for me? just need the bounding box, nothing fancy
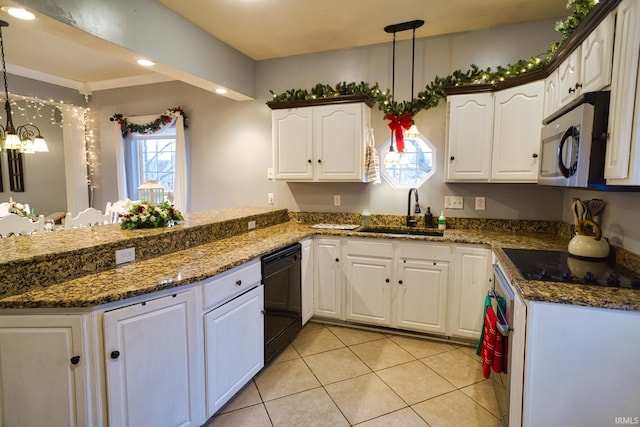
[543,68,560,120]
[313,103,367,181]
[491,81,544,182]
[558,48,582,107]
[606,0,640,183]
[580,13,615,94]
[446,93,494,182]
[273,108,314,180]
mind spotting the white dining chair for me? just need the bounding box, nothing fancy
[0,202,10,217]
[64,208,111,229]
[0,214,45,237]
[105,199,139,223]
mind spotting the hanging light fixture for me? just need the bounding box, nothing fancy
[384,19,424,154]
[0,20,47,153]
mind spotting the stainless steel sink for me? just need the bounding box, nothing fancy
[357,227,444,237]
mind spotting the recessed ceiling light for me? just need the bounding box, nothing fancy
[136,59,156,67]
[2,7,35,20]
[215,88,228,95]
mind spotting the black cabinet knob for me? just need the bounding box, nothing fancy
[575,83,583,89]
[111,350,120,359]
[317,159,322,164]
[398,280,403,284]
[385,278,390,283]
[450,156,455,161]
[532,153,538,158]
[308,159,312,164]
[335,258,339,262]
[568,87,576,94]
[70,355,81,365]
[235,279,242,286]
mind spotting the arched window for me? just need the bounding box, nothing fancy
[380,132,435,188]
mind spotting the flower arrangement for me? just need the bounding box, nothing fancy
[120,201,184,230]
[9,201,33,218]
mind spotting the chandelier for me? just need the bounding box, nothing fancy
[0,20,47,153]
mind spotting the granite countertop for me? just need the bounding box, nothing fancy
[1,212,639,312]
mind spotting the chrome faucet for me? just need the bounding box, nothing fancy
[406,188,421,227]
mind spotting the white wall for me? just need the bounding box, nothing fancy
[91,19,566,221]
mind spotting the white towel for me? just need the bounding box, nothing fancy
[364,129,381,184]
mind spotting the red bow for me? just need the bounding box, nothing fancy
[384,113,413,153]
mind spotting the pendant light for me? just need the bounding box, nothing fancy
[384,19,424,153]
[0,20,47,153]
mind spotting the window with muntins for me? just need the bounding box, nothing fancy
[380,133,435,188]
[131,131,176,196]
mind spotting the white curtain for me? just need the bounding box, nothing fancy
[112,111,188,212]
[62,109,90,215]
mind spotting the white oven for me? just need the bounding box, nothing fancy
[538,91,610,188]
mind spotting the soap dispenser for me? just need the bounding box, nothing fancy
[425,207,434,228]
[438,211,446,230]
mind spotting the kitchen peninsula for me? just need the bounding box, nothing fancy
[1,208,639,427]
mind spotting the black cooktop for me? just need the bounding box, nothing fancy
[502,248,640,289]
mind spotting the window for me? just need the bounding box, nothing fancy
[130,127,176,197]
[380,132,435,188]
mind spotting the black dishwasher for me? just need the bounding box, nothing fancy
[261,243,302,364]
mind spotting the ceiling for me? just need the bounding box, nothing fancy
[1,0,569,95]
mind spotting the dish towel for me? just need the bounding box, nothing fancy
[364,128,381,184]
[481,305,498,379]
[476,295,492,355]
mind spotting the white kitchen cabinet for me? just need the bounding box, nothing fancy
[491,81,544,182]
[446,93,494,181]
[446,81,543,183]
[606,0,640,185]
[344,239,394,326]
[204,285,263,417]
[509,287,526,427]
[314,237,344,319]
[342,239,451,334]
[448,246,491,339]
[272,102,371,182]
[523,301,640,427]
[557,48,581,108]
[104,289,203,427]
[396,243,450,334]
[301,238,314,325]
[556,13,615,110]
[0,315,91,427]
[543,68,559,119]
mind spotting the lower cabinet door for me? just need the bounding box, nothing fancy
[204,285,264,417]
[104,290,202,427]
[0,315,89,427]
[396,260,449,334]
[344,254,393,326]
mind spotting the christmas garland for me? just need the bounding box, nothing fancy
[110,106,187,137]
[269,0,598,119]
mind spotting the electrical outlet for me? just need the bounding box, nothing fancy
[115,247,135,265]
[267,193,274,204]
[334,195,341,206]
[248,220,256,230]
[267,168,274,180]
[444,196,464,209]
[475,197,486,211]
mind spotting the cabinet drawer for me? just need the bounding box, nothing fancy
[398,243,450,261]
[203,259,261,311]
[344,239,394,257]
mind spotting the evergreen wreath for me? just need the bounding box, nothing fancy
[269,0,598,118]
[110,106,187,137]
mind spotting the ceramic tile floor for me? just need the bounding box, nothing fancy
[205,322,502,427]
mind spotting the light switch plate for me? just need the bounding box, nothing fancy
[267,193,274,204]
[444,196,463,209]
[334,195,341,206]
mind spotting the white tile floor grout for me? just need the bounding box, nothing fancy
[206,321,501,427]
